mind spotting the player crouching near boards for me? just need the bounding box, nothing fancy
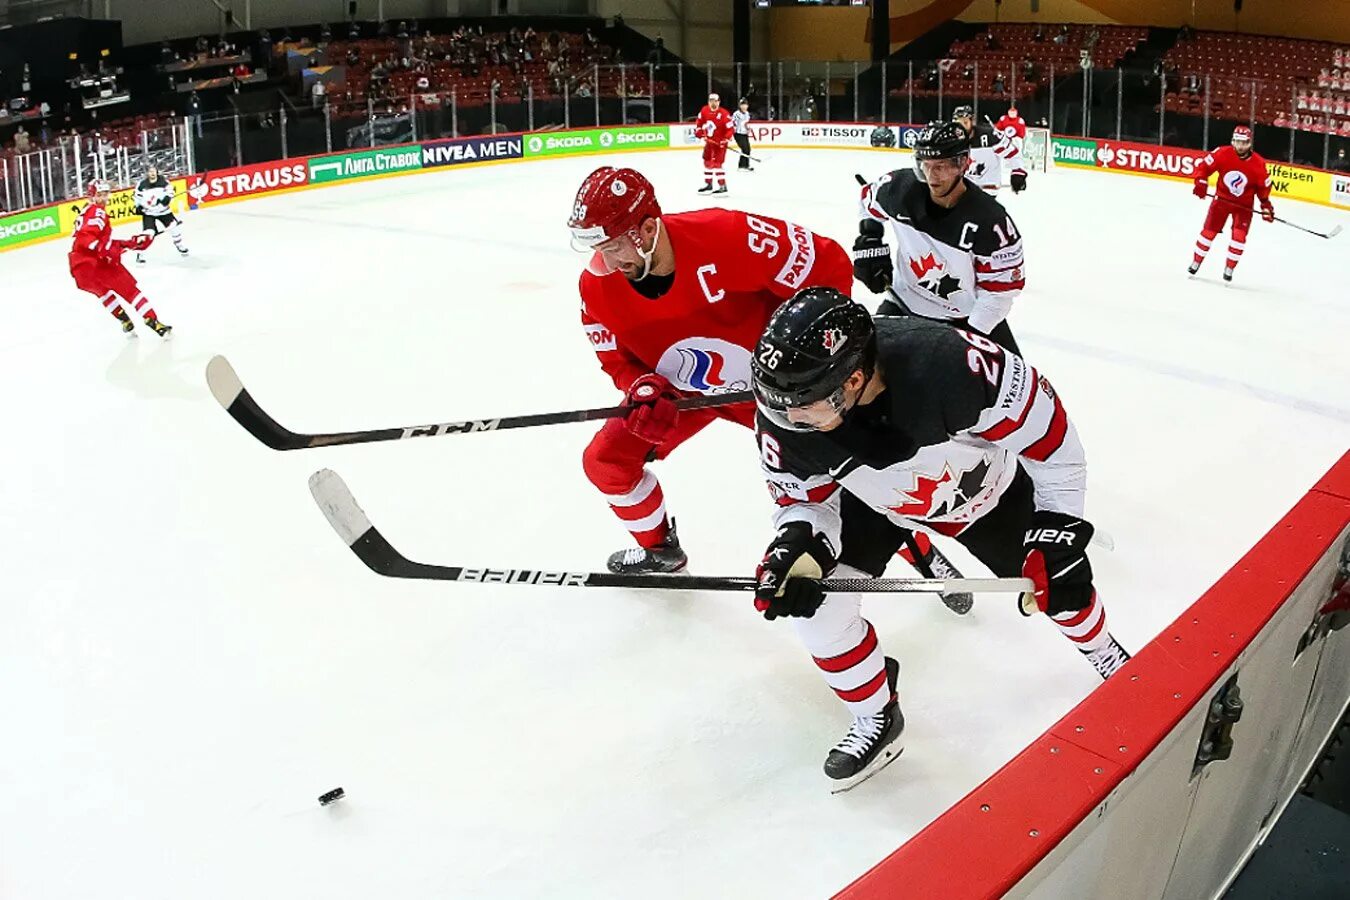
[749,288,1129,790]
[853,121,1026,355]
[1188,125,1274,283]
[68,180,171,337]
[566,166,976,608]
[133,166,189,262]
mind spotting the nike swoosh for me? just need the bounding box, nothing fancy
[827,457,856,478]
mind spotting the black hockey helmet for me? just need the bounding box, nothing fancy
[869,125,897,148]
[753,287,876,432]
[913,120,971,183]
[951,105,975,123]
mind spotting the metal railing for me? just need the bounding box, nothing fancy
[5,58,1348,215]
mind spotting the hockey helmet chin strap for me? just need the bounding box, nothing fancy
[634,217,661,280]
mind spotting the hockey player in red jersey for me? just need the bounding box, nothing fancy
[569,166,977,600]
[994,104,1028,150]
[1188,125,1275,283]
[69,180,172,337]
[694,93,735,194]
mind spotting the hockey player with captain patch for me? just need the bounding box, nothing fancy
[748,288,1130,791]
[853,121,1026,354]
[567,165,977,609]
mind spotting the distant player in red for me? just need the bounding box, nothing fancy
[694,93,735,194]
[69,180,171,337]
[567,166,851,572]
[994,104,1027,151]
[1188,125,1275,283]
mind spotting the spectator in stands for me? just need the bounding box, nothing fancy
[647,37,666,67]
[985,30,999,51]
[14,125,31,153]
[38,122,50,146]
[188,91,202,137]
[348,21,360,40]
[962,62,975,81]
[1053,26,1068,46]
[1033,24,1045,43]
[1332,148,1350,172]
[993,72,1006,95]
[1023,56,1037,81]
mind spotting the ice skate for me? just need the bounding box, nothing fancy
[606,519,687,574]
[697,184,714,194]
[1084,635,1131,680]
[713,185,728,194]
[1187,261,1200,275]
[114,308,136,336]
[826,657,905,793]
[1222,266,1234,283]
[144,315,173,339]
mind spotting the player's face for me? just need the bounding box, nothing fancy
[708,96,719,110]
[1232,137,1252,156]
[594,220,657,279]
[769,370,866,433]
[955,116,973,133]
[921,156,967,195]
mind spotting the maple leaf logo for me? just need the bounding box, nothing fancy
[821,327,847,356]
[908,253,962,300]
[887,458,992,519]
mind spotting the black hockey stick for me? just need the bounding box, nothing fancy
[1205,191,1342,239]
[206,355,751,451]
[308,468,1033,595]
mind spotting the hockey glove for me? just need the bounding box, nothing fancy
[1010,171,1028,193]
[623,373,680,445]
[754,522,836,621]
[133,205,144,216]
[1020,511,1095,617]
[1259,199,1275,223]
[852,219,893,294]
[130,232,154,251]
[1192,180,1209,200]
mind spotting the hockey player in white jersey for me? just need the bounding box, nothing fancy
[133,166,188,263]
[749,288,1130,790]
[852,121,1025,353]
[953,105,1027,194]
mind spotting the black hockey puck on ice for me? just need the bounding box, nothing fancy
[318,787,345,806]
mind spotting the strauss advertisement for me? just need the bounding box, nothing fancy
[1094,140,1206,177]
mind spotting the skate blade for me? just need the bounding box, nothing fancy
[828,742,905,795]
[940,592,973,615]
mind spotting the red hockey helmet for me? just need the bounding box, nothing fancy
[86,178,111,198]
[567,166,661,251]
[1232,124,1253,144]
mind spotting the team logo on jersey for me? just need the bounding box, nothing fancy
[887,457,991,519]
[1223,171,1249,196]
[909,254,962,300]
[657,338,751,395]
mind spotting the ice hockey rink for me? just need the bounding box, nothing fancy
[2,146,1348,899]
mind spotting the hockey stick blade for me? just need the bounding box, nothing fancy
[308,468,1033,594]
[208,355,751,451]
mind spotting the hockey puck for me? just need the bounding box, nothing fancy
[318,787,345,806]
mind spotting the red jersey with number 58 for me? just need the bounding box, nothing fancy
[69,201,113,266]
[1195,145,1272,209]
[579,208,852,396]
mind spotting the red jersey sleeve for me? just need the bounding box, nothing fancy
[719,110,735,142]
[1252,153,1274,203]
[579,272,649,394]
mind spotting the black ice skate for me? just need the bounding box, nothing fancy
[713,185,728,194]
[917,545,973,615]
[177,245,189,256]
[1222,266,1234,283]
[114,308,136,335]
[826,657,905,794]
[1083,635,1131,680]
[606,519,687,574]
[144,315,173,339]
[697,184,715,194]
[1187,261,1200,275]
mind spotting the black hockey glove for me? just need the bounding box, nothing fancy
[852,219,893,295]
[133,205,144,215]
[1010,171,1028,193]
[754,522,836,621]
[1020,511,1095,616]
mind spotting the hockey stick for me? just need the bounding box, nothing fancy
[726,144,763,164]
[1205,191,1342,239]
[308,468,1034,595]
[206,355,751,451]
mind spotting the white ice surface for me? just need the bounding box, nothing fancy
[1,149,1348,899]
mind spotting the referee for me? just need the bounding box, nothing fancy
[732,98,753,171]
